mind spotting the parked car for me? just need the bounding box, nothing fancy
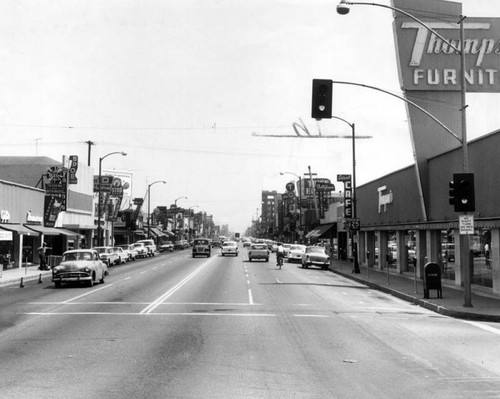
[248,243,269,262]
[192,238,211,258]
[287,244,307,263]
[118,244,138,261]
[283,243,292,258]
[135,239,157,256]
[93,246,119,266]
[301,246,330,270]
[131,242,148,258]
[112,246,127,264]
[221,240,238,256]
[52,249,108,288]
[159,241,174,252]
[174,240,189,250]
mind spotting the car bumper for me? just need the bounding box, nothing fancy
[52,272,92,283]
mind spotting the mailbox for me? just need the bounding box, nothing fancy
[423,262,442,299]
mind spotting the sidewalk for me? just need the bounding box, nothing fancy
[0,264,52,288]
[330,259,500,322]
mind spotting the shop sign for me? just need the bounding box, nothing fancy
[68,155,78,184]
[0,230,12,241]
[393,1,500,93]
[26,211,43,224]
[1,210,11,223]
[378,185,393,213]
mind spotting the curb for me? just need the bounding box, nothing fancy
[0,272,52,288]
[332,269,500,323]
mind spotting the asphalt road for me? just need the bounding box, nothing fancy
[1,246,500,398]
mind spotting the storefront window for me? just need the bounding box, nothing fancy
[472,229,492,288]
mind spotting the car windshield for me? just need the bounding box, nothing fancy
[94,248,107,253]
[290,245,306,251]
[223,242,236,246]
[251,244,267,250]
[194,240,209,245]
[63,252,92,261]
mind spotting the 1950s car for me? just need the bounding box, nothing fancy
[52,249,108,288]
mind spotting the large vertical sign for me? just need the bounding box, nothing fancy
[68,155,78,184]
[392,0,500,218]
[337,174,352,218]
[44,166,68,227]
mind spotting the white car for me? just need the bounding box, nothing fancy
[287,244,307,263]
[131,242,148,258]
[52,249,108,288]
[221,240,238,256]
[135,239,157,256]
[93,246,119,266]
[117,244,137,261]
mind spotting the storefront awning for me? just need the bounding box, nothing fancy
[148,227,167,237]
[24,225,63,236]
[0,223,40,236]
[24,225,83,237]
[305,223,337,239]
[57,228,83,237]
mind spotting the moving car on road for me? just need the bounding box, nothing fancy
[301,246,330,270]
[192,238,211,257]
[248,243,269,262]
[52,249,108,288]
[221,240,238,256]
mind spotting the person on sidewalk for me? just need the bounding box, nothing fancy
[38,243,49,271]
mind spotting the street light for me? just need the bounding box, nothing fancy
[97,151,127,246]
[280,171,302,242]
[147,180,166,239]
[331,116,360,274]
[337,0,471,306]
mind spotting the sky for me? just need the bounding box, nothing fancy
[1,0,499,234]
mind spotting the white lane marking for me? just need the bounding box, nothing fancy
[248,289,254,305]
[462,320,500,336]
[23,312,331,318]
[140,257,215,314]
[63,284,114,303]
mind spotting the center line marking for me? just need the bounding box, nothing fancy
[140,257,215,314]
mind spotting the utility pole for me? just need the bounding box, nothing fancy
[85,140,95,166]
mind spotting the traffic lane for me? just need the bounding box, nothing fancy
[14,250,205,315]
[246,260,500,394]
[163,252,252,307]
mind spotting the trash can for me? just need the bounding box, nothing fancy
[423,262,442,299]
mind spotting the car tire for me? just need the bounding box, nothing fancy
[100,272,105,284]
[265,258,269,262]
[88,274,94,287]
[54,281,61,288]
[249,258,252,262]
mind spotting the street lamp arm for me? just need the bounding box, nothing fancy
[332,80,462,144]
[331,115,354,129]
[100,151,127,162]
[338,1,462,54]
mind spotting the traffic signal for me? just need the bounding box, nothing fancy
[311,79,332,120]
[449,173,475,213]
